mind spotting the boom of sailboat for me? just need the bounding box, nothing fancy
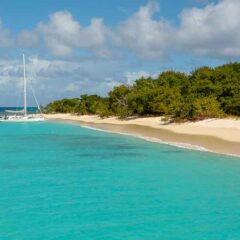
[0,54,44,122]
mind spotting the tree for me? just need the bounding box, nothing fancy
[46,62,240,119]
[109,85,132,118]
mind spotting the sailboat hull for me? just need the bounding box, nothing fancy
[0,116,45,122]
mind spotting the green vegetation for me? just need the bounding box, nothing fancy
[46,63,240,121]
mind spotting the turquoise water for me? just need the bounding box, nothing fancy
[0,122,240,240]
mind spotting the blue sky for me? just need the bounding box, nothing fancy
[0,0,214,29]
[0,0,238,106]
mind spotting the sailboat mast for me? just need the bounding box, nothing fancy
[23,54,27,116]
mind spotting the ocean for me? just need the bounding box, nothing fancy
[0,121,239,239]
[0,107,39,116]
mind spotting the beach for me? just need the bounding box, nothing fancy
[44,114,240,157]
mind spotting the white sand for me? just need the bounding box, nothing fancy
[45,114,240,143]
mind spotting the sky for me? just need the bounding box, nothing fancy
[0,0,239,106]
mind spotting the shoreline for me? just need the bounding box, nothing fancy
[44,114,240,158]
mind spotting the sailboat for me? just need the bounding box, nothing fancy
[0,54,44,122]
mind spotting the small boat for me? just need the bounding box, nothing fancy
[0,54,44,122]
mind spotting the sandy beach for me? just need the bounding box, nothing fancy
[44,114,240,157]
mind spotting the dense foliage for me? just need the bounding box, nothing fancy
[46,63,240,121]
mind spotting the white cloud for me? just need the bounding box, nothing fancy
[65,82,81,92]
[1,0,240,60]
[103,77,121,89]
[0,55,128,104]
[115,1,174,60]
[0,21,38,49]
[37,11,110,57]
[177,0,240,58]
[115,0,240,60]
[37,11,80,57]
[125,70,158,85]
[1,0,240,105]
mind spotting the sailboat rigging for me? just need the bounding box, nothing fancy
[0,54,44,122]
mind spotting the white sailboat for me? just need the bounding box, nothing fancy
[0,54,44,122]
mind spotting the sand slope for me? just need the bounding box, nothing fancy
[45,114,240,142]
[44,114,240,157]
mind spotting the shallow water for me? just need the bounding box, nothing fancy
[0,121,240,240]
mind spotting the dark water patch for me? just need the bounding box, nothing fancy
[111,152,143,157]
[98,152,143,159]
[72,152,143,160]
[106,145,139,150]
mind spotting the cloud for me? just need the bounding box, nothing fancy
[0,11,114,59]
[37,11,80,57]
[0,55,129,105]
[115,0,240,60]
[177,0,240,58]
[125,70,159,85]
[115,1,174,60]
[37,11,110,58]
[65,82,81,92]
[1,0,240,106]
[1,0,240,60]
[0,21,38,49]
[125,71,152,85]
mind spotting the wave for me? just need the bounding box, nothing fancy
[81,125,209,152]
